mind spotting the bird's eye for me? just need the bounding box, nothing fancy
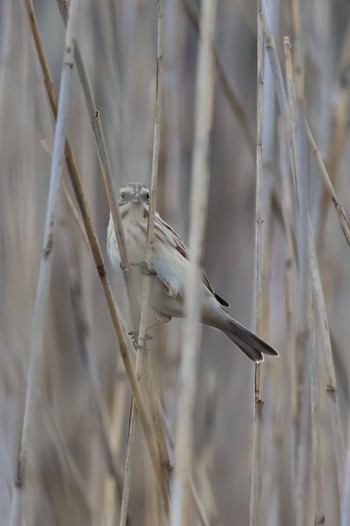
[120,191,126,200]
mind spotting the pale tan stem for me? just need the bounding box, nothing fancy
[305,119,350,248]
[170,0,217,523]
[22,0,169,510]
[9,1,80,523]
[120,2,171,523]
[56,0,139,328]
[249,1,265,524]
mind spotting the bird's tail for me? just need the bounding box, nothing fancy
[222,318,279,362]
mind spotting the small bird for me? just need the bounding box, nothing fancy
[107,183,278,362]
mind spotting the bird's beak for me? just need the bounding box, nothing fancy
[131,192,142,202]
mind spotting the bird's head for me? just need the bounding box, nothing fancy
[118,183,150,208]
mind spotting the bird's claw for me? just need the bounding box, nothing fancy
[128,330,153,351]
[131,261,157,276]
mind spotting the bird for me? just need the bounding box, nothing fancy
[107,182,279,362]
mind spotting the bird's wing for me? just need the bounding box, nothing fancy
[154,213,229,308]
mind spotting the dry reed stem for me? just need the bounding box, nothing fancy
[288,0,304,101]
[341,413,350,526]
[283,38,299,193]
[190,479,210,526]
[59,0,171,511]
[261,8,316,521]
[170,0,217,523]
[62,180,89,249]
[3,1,347,524]
[284,34,344,523]
[64,212,124,509]
[120,2,171,523]
[45,409,92,522]
[305,119,350,247]
[261,2,301,228]
[261,2,293,156]
[57,0,139,329]
[22,0,170,509]
[278,117,298,522]
[261,14,304,446]
[136,0,169,470]
[182,0,255,157]
[327,15,350,174]
[195,462,219,525]
[137,0,171,491]
[42,141,90,252]
[9,2,80,524]
[161,403,215,525]
[249,1,265,524]
[284,36,312,526]
[278,117,298,420]
[309,232,345,496]
[254,0,265,353]
[309,293,324,524]
[317,17,350,242]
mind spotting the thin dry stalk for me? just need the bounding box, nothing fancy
[58,1,171,511]
[120,2,170,523]
[42,141,90,252]
[317,17,350,242]
[254,0,265,350]
[278,116,297,413]
[194,462,220,525]
[284,36,312,526]
[9,2,80,524]
[63,209,124,510]
[62,180,89,249]
[161,402,216,525]
[284,34,342,524]
[309,231,345,496]
[45,410,92,522]
[341,413,350,526]
[262,10,315,520]
[305,119,350,248]
[261,1,294,160]
[278,117,297,522]
[327,15,350,175]
[102,376,130,526]
[119,421,135,526]
[170,0,217,523]
[249,1,265,524]
[285,35,344,521]
[137,0,171,487]
[182,0,255,157]
[283,38,299,194]
[57,0,139,328]
[22,0,170,509]
[309,295,324,524]
[288,0,304,101]
[190,479,210,526]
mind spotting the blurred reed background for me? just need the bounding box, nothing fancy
[1,0,350,524]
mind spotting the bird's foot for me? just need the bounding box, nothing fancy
[131,261,157,276]
[145,314,172,332]
[128,330,153,351]
[119,262,130,272]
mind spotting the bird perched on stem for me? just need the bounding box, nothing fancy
[107,182,279,362]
